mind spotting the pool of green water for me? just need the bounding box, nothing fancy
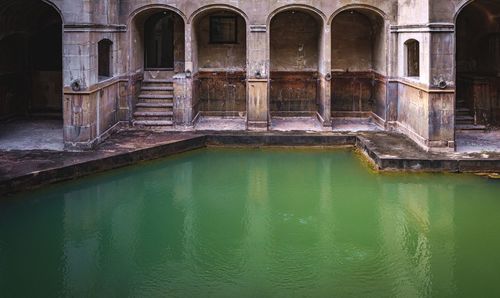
[1,148,500,297]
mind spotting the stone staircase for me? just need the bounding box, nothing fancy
[455,99,486,131]
[133,79,174,127]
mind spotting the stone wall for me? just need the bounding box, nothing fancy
[195,13,246,71]
[64,79,126,149]
[194,71,246,115]
[3,0,496,152]
[330,8,387,120]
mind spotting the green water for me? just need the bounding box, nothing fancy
[1,149,500,297]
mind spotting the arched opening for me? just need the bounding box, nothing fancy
[0,0,63,150]
[130,9,185,75]
[144,13,175,69]
[270,10,322,125]
[456,0,500,131]
[192,9,247,124]
[405,39,420,77]
[98,39,113,80]
[330,9,387,122]
[130,8,185,127]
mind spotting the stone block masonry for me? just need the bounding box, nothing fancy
[0,0,498,154]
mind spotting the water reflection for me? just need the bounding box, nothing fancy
[1,149,500,297]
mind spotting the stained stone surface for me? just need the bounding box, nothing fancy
[332,118,382,132]
[2,129,500,197]
[456,130,500,153]
[195,116,247,131]
[0,120,64,151]
[270,117,326,132]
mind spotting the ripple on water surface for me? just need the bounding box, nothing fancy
[1,148,500,297]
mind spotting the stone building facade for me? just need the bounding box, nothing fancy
[0,0,499,151]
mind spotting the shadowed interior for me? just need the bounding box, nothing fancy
[0,0,62,120]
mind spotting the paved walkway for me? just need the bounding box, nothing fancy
[456,130,500,153]
[0,119,64,151]
[195,116,247,131]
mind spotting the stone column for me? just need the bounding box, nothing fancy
[172,22,193,127]
[247,25,269,130]
[386,25,399,126]
[173,73,193,126]
[428,25,455,150]
[318,23,332,127]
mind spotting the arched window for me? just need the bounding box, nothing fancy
[405,39,420,77]
[98,39,113,80]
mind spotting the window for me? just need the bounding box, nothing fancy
[405,39,420,77]
[210,16,238,44]
[98,39,112,80]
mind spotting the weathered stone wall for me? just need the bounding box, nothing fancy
[194,71,246,114]
[330,8,387,120]
[4,0,496,152]
[270,11,320,114]
[192,11,247,115]
[196,13,246,71]
[270,11,320,72]
[397,82,430,146]
[64,79,126,149]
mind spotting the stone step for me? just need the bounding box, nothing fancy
[136,102,173,108]
[456,120,474,125]
[141,86,174,92]
[456,124,486,131]
[140,98,174,104]
[456,110,471,116]
[133,111,173,117]
[138,94,174,100]
[143,79,173,85]
[139,91,173,97]
[133,120,173,127]
[456,115,474,121]
[135,116,173,121]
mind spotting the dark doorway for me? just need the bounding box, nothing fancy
[0,0,63,150]
[144,12,175,69]
[456,0,500,129]
[0,0,63,120]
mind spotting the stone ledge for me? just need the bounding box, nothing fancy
[1,130,500,197]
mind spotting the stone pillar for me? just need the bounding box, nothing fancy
[428,25,455,150]
[177,22,194,127]
[63,30,95,149]
[247,25,269,130]
[247,79,268,130]
[173,73,193,127]
[386,26,399,126]
[318,23,332,127]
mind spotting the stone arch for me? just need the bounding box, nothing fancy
[0,0,64,149]
[454,0,476,23]
[328,4,387,25]
[188,4,249,25]
[268,5,325,116]
[128,5,186,73]
[129,4,187,24]
[267,4,326,26]
[329,4,389,121]
[454,0,500,128]
[189,4,249,119]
